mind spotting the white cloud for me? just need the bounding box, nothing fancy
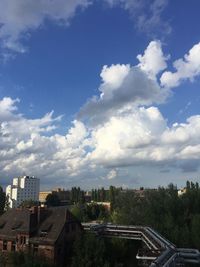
[107,169,117,180]
[2,41,200,187]
[100,64,131,96]
[0,0,170,56]
[0,97,19,120]
[0,0,91,53]
[161,42,200,88]
[137,40,169,79]
[1,96,200,187]
[78,63,169,125]
[105,0,170,36]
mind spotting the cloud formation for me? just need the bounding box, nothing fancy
[1,95,200,187]
[0,0,169,55]
[105,0,170,36]
[137,40,169,79]
[78,41,169,124]
[1,41,200,187]
[161,42,200,88]
[0,0,91,53]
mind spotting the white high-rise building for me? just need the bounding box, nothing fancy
[6,176,40,208]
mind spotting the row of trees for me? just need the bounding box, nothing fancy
[45,186,122,207]
[70,181,200,266]
[71,202,109,222]
[0,251,55,267]
[91,186,122,205]
[0,186,6,215]
[111,182,200,249]
[71,233,140,267]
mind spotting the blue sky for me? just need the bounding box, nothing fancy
[0,0,200,189]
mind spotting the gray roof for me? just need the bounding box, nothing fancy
[0,209,30,240]
[0,206,79,245]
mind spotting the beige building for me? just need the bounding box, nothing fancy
[39,191,51,203]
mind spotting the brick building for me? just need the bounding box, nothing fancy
[0,206,82,265]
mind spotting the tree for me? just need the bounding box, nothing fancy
[0,186,5,215]
[71,233,109,267]
[191,214,200,249]
[4,195,10,211]
[46,193,60,207]
[20,199,38,208]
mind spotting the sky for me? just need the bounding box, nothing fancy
[0,0,200,190]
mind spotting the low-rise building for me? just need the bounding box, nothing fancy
[39,188,71,205]
[0,206,82,266]
[178,187,187,196]
[39,191,52,204]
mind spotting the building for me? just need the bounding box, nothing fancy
[0,206,82,266]
[178,187,187,196]
[39,191,52,204]
[39,188,71,205]
[6,176,40,208]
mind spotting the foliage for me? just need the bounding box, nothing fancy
[20,199,39,208]
[45,193,60,207]
[71,233,109,267]
[71,203,109,222]
[70,187,85,204]
[71,233,140,267]
[0,186,6,215]
[0,252,55,267]
[112,181,200,249]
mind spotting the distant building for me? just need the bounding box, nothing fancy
[39,191,52,204]
[39,188,71,205]
[0,206,82,266]
[6,176,40,208]
[178,188,187,196]
[89,201,111,211]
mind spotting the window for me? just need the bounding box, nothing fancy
[65,224,69,233]
[3,240,7,251]
[0,221,6,229]
[71,223,76,231]
[11,242,16,251]
[33,244,38,253]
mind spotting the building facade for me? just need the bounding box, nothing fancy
[0,206,82,266]
[6,176,40,208]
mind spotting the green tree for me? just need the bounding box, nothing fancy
[191,214,200,249]
[46,193,60,207]
[71,233,109,267]
[20,199,38,208]
[0,186,5,214]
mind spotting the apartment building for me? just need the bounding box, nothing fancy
[6,176,40,208]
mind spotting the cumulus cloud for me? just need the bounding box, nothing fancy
[2,41,200,187]
[0,0,91,53]
[0,0,170,56]
[85,106,200,174]
[137,40,169,79]
[107,169,117,180]
[78,63,169,125]
[1,96,200,187]
[161,42,200,88]
[105,0,171,37]
[0,97,20,120]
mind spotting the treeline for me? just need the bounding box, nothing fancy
[71,233,140,267]
[112,181,200,250]
[0,251,55,267]
[71,202,109,222]
[70,181,200,250]
[45,186,122,207]
[0,186,6,215]
[91,186,122,204]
